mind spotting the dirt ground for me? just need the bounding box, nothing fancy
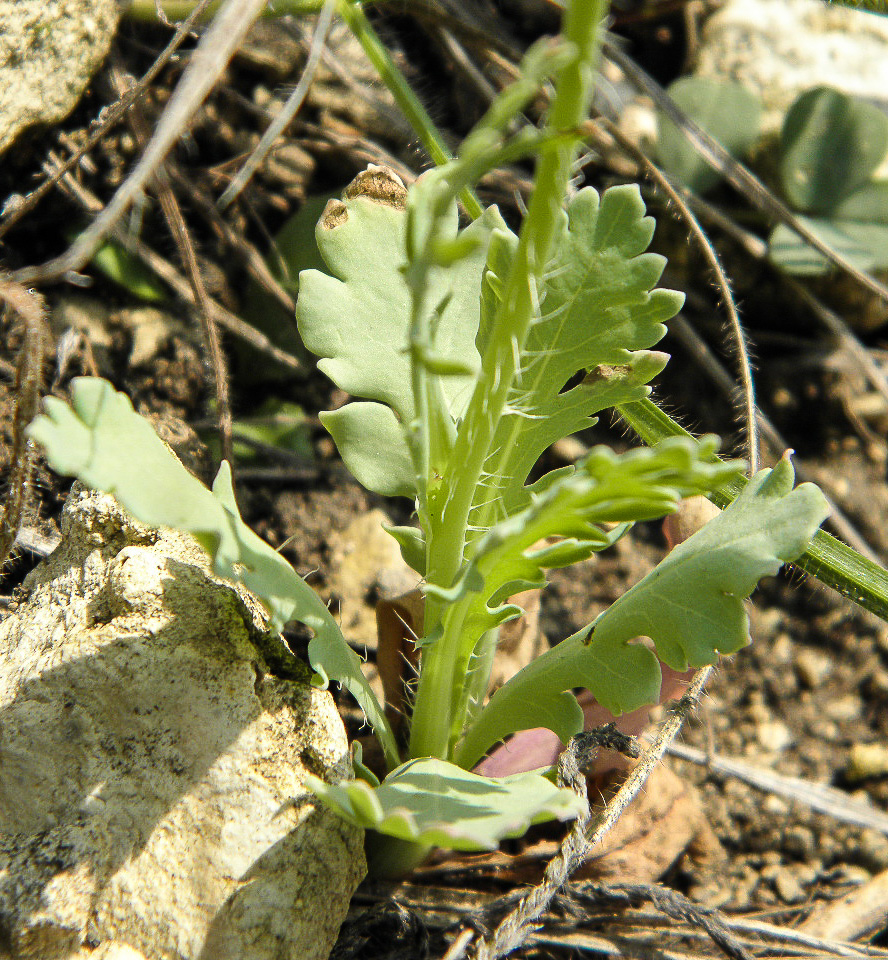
[3,2,888,958]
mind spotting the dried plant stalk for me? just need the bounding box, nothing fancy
[0,282,47,567]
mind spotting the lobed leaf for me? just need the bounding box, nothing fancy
[27,378,400,768]
[434,437,741,757]
[481,186,682,520]
[457,456,829,768]
[296,187,506,499]
[305,757,584,852]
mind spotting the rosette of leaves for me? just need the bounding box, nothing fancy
[28,149,830,868]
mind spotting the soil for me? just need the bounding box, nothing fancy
[2,3,888,958]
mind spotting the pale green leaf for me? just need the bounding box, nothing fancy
[458,456,829,768]
[483,186,682,518]
[297,195,506,497]
[780,87,888,214]
[833,181,888,226]
[436,436,738,646]
[384,523,426,576]
[27,377,400,769]
[321,402,415,498]
[769,216,888,274]
[657,77,761,194]
[305,757,584,852]
[91,238,168,303]
[436,437,742,759]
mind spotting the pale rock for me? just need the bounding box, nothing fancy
[774,865,807,904]
[0,486,365,960]
[696,0,888,138]
[327,509,420,647]
[795,647,832,689]
[825,694,863,723]
[754,718,794,752]
[0,0,119,155]
[113,307,189,368]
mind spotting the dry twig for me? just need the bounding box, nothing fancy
[13,0,269,285]
[0,282,47,567]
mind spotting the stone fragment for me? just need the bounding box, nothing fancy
[695,0,888,139]
[0,485,365,960]
[0,0,119,155]
[848,742,888,781]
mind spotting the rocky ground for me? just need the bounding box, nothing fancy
[2,1,888,958]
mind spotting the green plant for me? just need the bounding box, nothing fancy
[28,0,838,877]
[656,76,762,194]
[653,79,888,276]
[769,86,888,275]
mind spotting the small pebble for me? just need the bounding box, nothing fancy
[783,826,816,860]
[774,867,806,904]
[847,742,888,781]
[763,795,789,816]
[825,695,862,723]
[795,648,832,689]
[858,829,888,871]
[771,632,793,664]
[755,719,794,752]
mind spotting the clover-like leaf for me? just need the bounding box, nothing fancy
[780,87,888,214]
[27,377,400,769]
[482,186,682,518]
[305,757,584,852]
[657,77,762,194]
[458,456,829,768]
[296,182,506,498]
[769,215,888,275]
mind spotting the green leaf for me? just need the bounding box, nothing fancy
[832,180,888,225]
[223,398,312,463]
[437,436,738,645]
[237,194,333,381]
[656,77,762,194]
[321,402,415,498]
[484,186,681,519]
[769,215,888,274]
[384,523,427,576]
[440,437,741,763]
[780,87,888,214]
[305,757,585,852]
[296,193,506,497]
[91,238,168,303]
[458,456,829,768]
[27,377,400,769]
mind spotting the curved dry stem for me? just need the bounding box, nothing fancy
[0,282,47,566]
[471,668,711,960]
[217,0,336,209]
[0,0,217,243]
[13,0,268,286]
[597,115,759,474]
[603,39,888,309]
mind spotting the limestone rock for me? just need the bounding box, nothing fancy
[0,486,365,959]
[695,0,888,137]
[0,0,119,156]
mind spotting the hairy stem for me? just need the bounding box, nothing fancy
[409,0,607,761]
[617,398,888,623]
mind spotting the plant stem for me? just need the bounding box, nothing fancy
[617,397,888,623]
[409,0,607,761]
[336,0,483,219]
[126,0,325,18]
